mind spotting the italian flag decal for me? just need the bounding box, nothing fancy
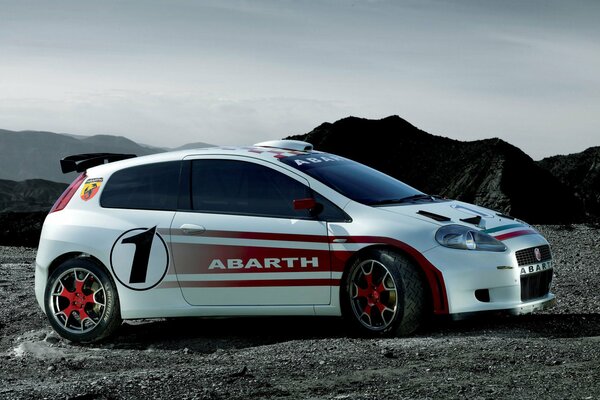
[483,224,538,241]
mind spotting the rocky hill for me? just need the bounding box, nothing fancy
[0,129,160,183]
[0,211,48,247]
[0,129,212,183]
[288,116,585,224]
[538,147,600,219]
[0,179,67,213]
[0,179,68,246]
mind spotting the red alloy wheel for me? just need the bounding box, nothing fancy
[349,259,398,331]
[49,268,106,334]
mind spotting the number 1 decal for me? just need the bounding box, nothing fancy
[110,227,169,291]
[121,226,156,284]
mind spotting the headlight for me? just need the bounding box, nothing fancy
[435,225,507,252]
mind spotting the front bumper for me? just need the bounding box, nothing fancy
[423,233,555,315]
[450,294,555,320]
[505,294,556,315]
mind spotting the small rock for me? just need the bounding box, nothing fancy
[44,334,60,345]
[230,366,248,377]
[381,349,397,359]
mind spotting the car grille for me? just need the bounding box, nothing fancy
[521,269,553,301]
[515,245,551,266]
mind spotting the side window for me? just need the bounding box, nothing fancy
[191,160,310,218]
[101,161,181,210]
[312,191,351,222]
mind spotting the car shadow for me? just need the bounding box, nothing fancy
[423,312,600,339]
[104,316,347,352]
[96,312,600,352]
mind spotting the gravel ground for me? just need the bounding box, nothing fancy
[1,225,599,399]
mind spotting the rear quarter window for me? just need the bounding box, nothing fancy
[100,161,181,211]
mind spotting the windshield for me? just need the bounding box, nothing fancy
[280,153,424,205]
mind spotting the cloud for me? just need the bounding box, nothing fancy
[0,0,598,159]
[0,91,347,147]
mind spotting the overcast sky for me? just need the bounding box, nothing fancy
[1,0,598,159]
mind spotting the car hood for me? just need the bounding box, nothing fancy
[378,200,538,240]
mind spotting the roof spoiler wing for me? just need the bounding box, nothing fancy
[60,153,137,173]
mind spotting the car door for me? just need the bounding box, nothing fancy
[170,156,332,306]
[99,161,180,292]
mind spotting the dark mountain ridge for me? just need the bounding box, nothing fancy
[0,129,160,183]
[0,179,68,247]
[288,116,585,224]
[0,129,212,183]
[538,146,600,218]
[0,179,68,213]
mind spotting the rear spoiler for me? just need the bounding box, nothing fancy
[60,153,137,173]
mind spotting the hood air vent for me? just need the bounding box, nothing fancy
[417,210,451,222]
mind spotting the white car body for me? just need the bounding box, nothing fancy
[35,141,555,339]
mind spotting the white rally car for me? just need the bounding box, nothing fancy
[35,140,555,342]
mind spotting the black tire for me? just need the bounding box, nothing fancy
[44,258,121,343]
[341,249,426,336]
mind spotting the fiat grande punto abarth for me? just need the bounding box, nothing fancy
[35,140,555,342]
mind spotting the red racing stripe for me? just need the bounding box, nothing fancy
[329,235,449,315]
[170,243,330,274]
[170,229,329,243]
[162,229,449,315]
[494,229,538,241]
[177,279,339,288]
[157,281,181,289]
[331,250,352,272]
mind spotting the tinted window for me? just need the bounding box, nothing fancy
[191,160,310,218]
[312,191,351,222]
[101,161,181,210]
[280,154,422,205]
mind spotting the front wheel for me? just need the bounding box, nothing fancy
[342,249,427,336]
[45,258,121,343]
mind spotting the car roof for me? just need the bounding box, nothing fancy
[85,141,316,177]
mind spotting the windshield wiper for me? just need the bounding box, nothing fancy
[369,194,435,206]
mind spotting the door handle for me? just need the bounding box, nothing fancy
[180,224,206,235]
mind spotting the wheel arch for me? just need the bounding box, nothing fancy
[44,252,123,342]
[339,243,448,316]
[48,252,110,282]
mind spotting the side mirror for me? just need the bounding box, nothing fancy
[293,198,324,217]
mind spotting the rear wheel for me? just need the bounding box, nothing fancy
[342,249,426,335]
[45,258,121,343]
